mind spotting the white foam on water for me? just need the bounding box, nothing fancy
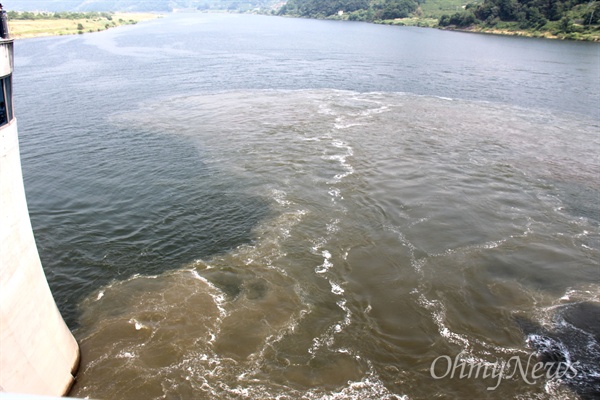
[558,286,600,304]
[527,285,600,334]
[334,168,355,182]
[196,368,406,400]
[308,296,353,357]
[327,219,340,233]
[418,294,471,350]
[334,120,364,130]
[315,250,333,274]
[128,318,146,331]
[193,260,214,269]
[337,299,352,327]
[117,351,136,359]
[326,154,348,163]
[328,188,342,201]
[407,217,429,227]
[434,236,511,257]
[542,379,574,399]
[271,188,291,206]
[188,269,228,319]
[311,239,327,254]
[323,138,355,184]
[330,281,345,295]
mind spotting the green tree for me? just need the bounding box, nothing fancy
[375,0,418,19]
[439,10,477,26]
[558,15,572,31]
[582,2,599,25]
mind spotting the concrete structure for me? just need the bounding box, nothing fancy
[0,14,80,396]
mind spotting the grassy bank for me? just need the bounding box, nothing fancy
[374,18,600,40]
[9,13,161,39]
[374,17,439,28]
[435,21,600,41]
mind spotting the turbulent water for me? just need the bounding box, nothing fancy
[14,13,600,400]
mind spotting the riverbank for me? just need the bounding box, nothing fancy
[363,17,600,41]
[9,13,162,39]
[296,12,600,41]
[441,24,600,41]
[277,0,599,43]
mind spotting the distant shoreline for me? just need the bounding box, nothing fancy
[436,24,600,41]
[351,17,600,41]
[10,11,599,42]
[278,13,600,42]
[9,12,162,39]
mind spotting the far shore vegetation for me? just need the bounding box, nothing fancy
[275,0,600,41]
[7,0,599,42]
[7,11,161,39]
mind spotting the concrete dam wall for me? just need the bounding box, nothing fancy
[0,35,80,395]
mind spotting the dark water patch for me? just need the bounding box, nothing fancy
[26,128,270,328]
[562,303,600,343]
[517,302,600,399]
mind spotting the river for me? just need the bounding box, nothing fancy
[14,13,600,399]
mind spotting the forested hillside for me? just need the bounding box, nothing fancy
[10,0,598,39]
[276,0,599,39]
[278,0,423,20]
[439,0,598,39]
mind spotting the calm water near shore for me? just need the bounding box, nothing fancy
[14,13,599,399]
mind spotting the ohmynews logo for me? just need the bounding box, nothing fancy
[430,352,578,391]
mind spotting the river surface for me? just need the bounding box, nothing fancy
[14,13,600,399]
